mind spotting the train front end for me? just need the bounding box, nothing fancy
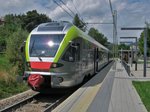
[23,22,73,91]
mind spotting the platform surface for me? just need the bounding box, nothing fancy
[130,63,150,81]
[52,61,148,112]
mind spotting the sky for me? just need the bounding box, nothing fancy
[0,0,150,43]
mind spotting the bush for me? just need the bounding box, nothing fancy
[5,28,28,75]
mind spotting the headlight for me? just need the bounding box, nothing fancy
[51,63,63,68]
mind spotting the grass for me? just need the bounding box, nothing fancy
[132,81,150,112]
[0,80,29,100]
[137,59,150,64]
[137,62,150,64]
[0,54,12,71]
[0,55,29,100]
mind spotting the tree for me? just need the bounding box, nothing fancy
[21,10,51,32]
[5,29,28,75]
[0,10,52,52]
[73,14,86,31]
[0,10,52,76]
[4,14,22,31]
[88,27,108,46]
[6,29,28,64]
[0,14,22,52]
[138,29,150,56]
[118,44,130,50]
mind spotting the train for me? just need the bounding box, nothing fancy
[22,21,110,92]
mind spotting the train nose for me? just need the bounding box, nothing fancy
[28,74,44,90]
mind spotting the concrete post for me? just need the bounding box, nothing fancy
[143,27,147,77]
[135,38,137,71]
[121,49,123,66]
[131,46,133,67]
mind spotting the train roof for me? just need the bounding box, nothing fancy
[31,21,72,34]
[31,21,109,52]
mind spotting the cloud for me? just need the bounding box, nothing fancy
[0,0,55,16]
[116,2,127,12]
[0,0,150,43]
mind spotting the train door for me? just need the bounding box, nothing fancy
[94,47,99,73]
[71,38,82,76]
[96,48,99,71]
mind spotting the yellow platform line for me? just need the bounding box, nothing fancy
[69,83,102,112]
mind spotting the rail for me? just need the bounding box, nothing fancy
[0,93,40,112]
[43,94,70,112]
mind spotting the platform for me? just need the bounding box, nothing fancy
[52,61,148,112]
[130,63,150,81]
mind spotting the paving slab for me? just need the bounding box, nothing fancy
[125,63,150,81]
[107,61,147,112]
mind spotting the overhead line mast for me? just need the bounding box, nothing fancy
[108,0,117,59]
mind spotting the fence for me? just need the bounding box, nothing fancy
[122,60,131,76]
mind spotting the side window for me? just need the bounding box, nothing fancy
[62,43,80,62]
[99,51,102,60]
[74,43,80,61]
[62,46,75,62]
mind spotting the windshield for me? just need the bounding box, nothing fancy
[29,34,64,57]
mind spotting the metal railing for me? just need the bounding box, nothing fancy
[122,60,131,76]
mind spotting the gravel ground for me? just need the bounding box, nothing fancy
[0,89,65,112]
[0,90,37,110]
[15,94,62,112]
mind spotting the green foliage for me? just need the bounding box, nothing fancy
[88,27,108,46]
[0,10,52,76]
[138,29,150,56]
[0,10,51,99]
[0,55,11,71]
[118,44,130,50]
[0,55,29,99]
[0,15,21,52]
[0,80,28,99]
[4,14,22,31]
[0,28,7,51]
[0,10,51,52]
[73,14,86,31]
[5,29,28,75]
[106,42,113,51]
[133,81,150,112]
[21,10,51,32]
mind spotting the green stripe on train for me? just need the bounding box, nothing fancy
[25,33,31,61]
[54,26,83,62]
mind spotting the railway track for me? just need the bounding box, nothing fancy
[43,94,70,112]
[0,92,39,112]
[0,92,70,112]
